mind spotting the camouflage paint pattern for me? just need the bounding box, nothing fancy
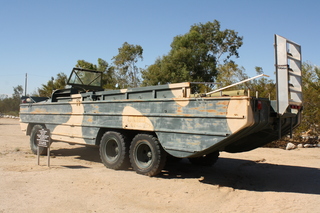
[20,82,301,158]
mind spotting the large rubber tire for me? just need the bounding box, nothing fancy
[188,151,219,166]
[30,124,47,155]
[129,134,166,176]
[99,131,130,170]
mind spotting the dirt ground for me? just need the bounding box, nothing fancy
[0,118,319,213]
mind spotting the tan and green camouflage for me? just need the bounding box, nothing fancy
[19,35,303,176]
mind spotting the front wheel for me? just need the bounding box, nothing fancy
[30,124,47,155]
[130,134,166,176]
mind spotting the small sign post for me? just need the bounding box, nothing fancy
[36,128,51,167]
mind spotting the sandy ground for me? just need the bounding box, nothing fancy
[0,118,319,213]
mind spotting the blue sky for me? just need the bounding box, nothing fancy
[1,0,319,96]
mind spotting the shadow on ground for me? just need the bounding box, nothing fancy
[50,145,101,163]
[162,157,320,195]
[49,145,320,195]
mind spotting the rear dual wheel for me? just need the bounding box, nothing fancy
[129,134,166,177]
[100,132,166,176]
[99,131,130,170]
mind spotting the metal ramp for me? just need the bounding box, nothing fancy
[275,34,302,115]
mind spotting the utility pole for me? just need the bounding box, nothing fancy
[25,73,27,96]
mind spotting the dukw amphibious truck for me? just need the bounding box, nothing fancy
[20,35,302,176]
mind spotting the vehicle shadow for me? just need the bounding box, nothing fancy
[50,145,320,195]
[161,157,320,195]
[50,146,101,163]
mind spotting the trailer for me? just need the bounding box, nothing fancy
[20,35,302,176]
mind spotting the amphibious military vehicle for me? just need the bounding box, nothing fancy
[20,35,302,176]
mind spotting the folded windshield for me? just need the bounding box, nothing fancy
[67,68,103,91]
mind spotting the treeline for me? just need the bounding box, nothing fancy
[296,63,320,135]
[0,85,23,116]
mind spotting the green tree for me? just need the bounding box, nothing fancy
[215,61,247,88]
[295,62,320,135]
[76,60,98,70]
[11,85,24,112]
[13,85,23,98]
[0,85,23,116]
[213,63,275,98]
[75,58,117,89]
[249,67,276,99]
[142,20,243,87]
[38,73,67,97]
[112,42,143,88]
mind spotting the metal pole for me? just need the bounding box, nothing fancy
[206,74,269,96]
[25,73,27,96]
[47,146,50,168]
[37,146,40,165]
